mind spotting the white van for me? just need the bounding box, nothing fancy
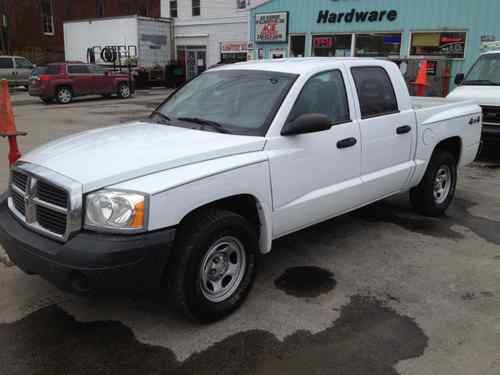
[448,51,500,142]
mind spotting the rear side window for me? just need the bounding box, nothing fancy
[351,66,399,119]
[68,65,90,74]
[46,65,61,74]
[0,57,13,69]
[289,70,350,125]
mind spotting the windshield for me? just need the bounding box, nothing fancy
[154,70,298,136]
[463,54,500,85]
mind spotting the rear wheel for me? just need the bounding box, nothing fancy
[167,209,258,322]
[410,150,457,217]
[117,82,131,99]
[41,98,52,104]
[56,87,73,104]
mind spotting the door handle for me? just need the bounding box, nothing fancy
[337,137,357,149]
[396,125,412,135]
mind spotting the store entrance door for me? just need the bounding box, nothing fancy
[186,48,206,80]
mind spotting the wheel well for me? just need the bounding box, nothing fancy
[56,84,72,94]
[179,195,261,236]
[434,137,462,163]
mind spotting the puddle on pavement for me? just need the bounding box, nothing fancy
[0,295,428,375]
[358,198,500,245]
[274,266,336,298]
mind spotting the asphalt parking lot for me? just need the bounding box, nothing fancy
[0,88,499,375]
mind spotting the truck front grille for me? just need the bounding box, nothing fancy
[481,106,500,124]
[9,167,76,241]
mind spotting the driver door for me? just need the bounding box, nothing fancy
[267,69,362,238]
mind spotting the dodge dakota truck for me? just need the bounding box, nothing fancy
[0,58,482,322]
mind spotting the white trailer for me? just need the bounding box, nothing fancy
[64,16,174,83]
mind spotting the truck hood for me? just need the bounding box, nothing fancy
[447,85,500,106]
[20,122,266,192]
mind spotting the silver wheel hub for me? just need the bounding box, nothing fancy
[433,165,452,204]
[120,85,130,97]
[200,236,246,303]
[58,89,71,103]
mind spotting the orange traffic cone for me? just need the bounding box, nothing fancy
[0,80,26,165]
[413,60,428,97]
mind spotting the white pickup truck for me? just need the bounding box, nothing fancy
[0,58,481,322]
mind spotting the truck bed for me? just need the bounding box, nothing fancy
[411,96,480,126]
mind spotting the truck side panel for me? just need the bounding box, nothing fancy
[64,17,139,62]
[408,101,482,188]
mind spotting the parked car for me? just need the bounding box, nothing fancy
[0,58,481,322]
[0,55,34,88]
[28,62,133,104]
[448,51,500,143]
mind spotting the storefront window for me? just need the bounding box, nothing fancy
[354,33,402,57]
[312,34,352,57]
[290,35,306,57]
[410,32,467,59]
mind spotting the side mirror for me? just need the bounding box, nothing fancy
[454,73,465,85]
[281,113,332,136]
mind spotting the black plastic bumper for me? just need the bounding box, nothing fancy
[483,124,500,141]
[0,198,175,294]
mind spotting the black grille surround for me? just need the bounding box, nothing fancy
[9,169,70,240]
[481,106,500,124]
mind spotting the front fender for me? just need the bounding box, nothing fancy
[109,153,274,253]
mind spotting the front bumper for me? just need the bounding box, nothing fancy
[0,197,176,294]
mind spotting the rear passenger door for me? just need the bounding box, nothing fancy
[67,64,93,95]
[349,65,417,203]
[89,65,113,94]
[0,57,15,84]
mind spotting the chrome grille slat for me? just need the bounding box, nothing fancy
[37,180,69,208]
[7,164,81,242]
[12,171,28,191]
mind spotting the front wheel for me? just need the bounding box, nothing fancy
[167,209,258,322]
[117,83,131,99]
[410,150,457,217]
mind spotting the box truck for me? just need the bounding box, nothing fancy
[64,16,175,86]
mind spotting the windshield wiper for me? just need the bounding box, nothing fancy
[177,117,230,134]
[463,79,500,86]
[150,111,171,124]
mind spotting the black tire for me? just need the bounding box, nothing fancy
[167,209,258,322]
[410,150,457,217]
[55,86,73,104]
[117,82,131,99]
[41,98,52,104]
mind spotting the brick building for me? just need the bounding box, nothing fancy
[0,0,161,64]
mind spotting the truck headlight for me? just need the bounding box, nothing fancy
[84,191,147,232]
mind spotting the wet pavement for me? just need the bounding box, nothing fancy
[0,90,499,374]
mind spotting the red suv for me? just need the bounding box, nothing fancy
[29,62,133,104]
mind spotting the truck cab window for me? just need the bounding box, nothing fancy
[288,70,350,124]
[351,66,399,119]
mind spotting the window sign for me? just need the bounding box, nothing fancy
[312,34,352,57]
[256,12,288,43]
[410,32,467,59]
